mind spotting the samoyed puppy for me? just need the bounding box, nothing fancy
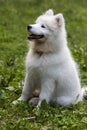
[13,9,87,106]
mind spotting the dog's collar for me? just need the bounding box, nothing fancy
[35,50,44,56]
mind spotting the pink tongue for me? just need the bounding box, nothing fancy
[27,34,44,40]
[28,34,36,39]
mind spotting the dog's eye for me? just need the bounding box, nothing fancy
[41,25,45,28]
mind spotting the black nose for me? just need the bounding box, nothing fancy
[27,25,32,31]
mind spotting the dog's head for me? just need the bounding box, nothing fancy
[27,9,65,42]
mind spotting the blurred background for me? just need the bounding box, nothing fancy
[0,0,87,129]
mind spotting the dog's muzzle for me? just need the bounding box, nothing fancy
[27,25,44,40]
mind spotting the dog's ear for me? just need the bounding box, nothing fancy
[55,13,65,26]
[45,9,54,16]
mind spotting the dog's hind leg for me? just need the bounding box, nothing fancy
[56,96,75,107]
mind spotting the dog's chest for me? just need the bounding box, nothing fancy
[28,64,45,78]
[26,53,58,79]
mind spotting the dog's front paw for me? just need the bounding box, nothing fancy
[12,96,25,105]
[12,100,20,105]
[29,97,39,106]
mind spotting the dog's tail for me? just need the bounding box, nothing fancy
[82,87,87,100]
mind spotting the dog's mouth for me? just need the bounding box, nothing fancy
[28,33,44,40]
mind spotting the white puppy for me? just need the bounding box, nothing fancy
[14,9,87,106]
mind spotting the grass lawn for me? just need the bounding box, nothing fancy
[0,0,87,129]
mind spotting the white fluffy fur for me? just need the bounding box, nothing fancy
[14,9,87,106]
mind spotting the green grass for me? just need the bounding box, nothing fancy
[0,0,87,129]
